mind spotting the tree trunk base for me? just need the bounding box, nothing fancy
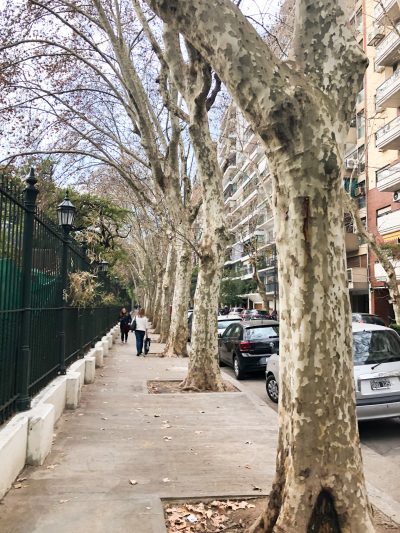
[163,345,188,357]
[180,373,227,392]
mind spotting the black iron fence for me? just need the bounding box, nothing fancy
[0,170,128,424]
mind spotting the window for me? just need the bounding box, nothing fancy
[357,112,365,139]
[376,206,391,219]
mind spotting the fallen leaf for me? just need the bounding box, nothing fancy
[17,477,27,482]
[162,477,170,483]
[13,483,22,489]
[101,417,108,420]
[163,436,172,441]
[245,440,253,445]
[252,485,262,491]
[129,479,138,485]
[154,414,160,418]
[59,499,70,504]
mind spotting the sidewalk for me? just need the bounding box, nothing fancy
[0,334,279,533]
[1,333,399,532]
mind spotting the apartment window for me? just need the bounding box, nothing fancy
[356,112,365,139]
[376,206,391,224]
[360,217,367,228]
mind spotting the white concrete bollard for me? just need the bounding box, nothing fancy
[66,372,81,409]
[107,334,113,348]
[0,414,28,499]
[92,346,104,368]
[101,337,109,356]
[26,404,55,466]
[84,356,96,384]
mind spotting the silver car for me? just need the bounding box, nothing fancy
[217,317,241,338]
[265,323,400,421]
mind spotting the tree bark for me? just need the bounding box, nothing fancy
[164,237,191,357]
[249,179,373,533]
[251,257,270,311]
[152,278,163,332]
[158,243,175,341]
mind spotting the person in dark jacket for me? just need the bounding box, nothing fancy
[118,307,132,343]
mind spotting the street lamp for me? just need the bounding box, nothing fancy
[57,191,76,374]
[98,260,109,273]
[57,191,76,231]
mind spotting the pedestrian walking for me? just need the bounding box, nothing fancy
[118,307,132,343]
[134,308,149,356]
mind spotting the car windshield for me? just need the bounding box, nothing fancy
[246,326,279,340]
[353,330,400,365]
[218,320,239,329]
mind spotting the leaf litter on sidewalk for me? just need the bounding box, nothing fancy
[164,498,259,533]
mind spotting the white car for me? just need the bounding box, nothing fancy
[217,317,241,338]
[265,323,400,421]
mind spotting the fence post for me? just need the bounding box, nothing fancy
[59,229,69,374]
[16,168,38,411]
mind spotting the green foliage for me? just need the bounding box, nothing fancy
[389,323,400,334]
[220,273,257,307]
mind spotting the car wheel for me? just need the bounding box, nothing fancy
[218,353,226,367]
[266,374,279,403]
[233,355,245,380]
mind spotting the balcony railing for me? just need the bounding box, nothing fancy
[376,162,400,192]
[376,68,400,108]
[375,115,400,150]
[375,0,400,23]
[367,23,385,46]
[376,24,400,66]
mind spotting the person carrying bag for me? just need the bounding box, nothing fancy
[134,308,149,356]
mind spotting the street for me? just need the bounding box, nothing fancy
[222,367,400,460]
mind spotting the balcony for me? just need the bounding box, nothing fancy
[265,282,278,295]
[376,161,400,191]
[345,232,360,253]
[376,68,400,109]
[375,115,400,150]
[377,209,400,235]
[375,0,400,24]
[367,23,385,46]
[375,24,400,66]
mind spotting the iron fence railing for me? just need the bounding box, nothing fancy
[0,170,129,424]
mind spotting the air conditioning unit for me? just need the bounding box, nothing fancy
[393,191,400,202]
[345,158,357,169]
[347,268,353,284]
[375,62,385,73]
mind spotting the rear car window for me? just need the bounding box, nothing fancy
[245,326,279,340]
[218,320,239,329]
[353,330,400,365]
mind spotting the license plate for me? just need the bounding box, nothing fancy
[371,378,391,390]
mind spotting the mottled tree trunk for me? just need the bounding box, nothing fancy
[181,119,227,391]
[159,243,175,342]
[164,237,191,357]
[250,175,374,533]
[152,278,163,332]
[251,259,269,311]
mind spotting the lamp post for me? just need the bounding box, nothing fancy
[16,168,38,411]
[57,191,76,374]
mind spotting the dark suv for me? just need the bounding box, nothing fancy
[241,309,269,320]
[218,320,279,379]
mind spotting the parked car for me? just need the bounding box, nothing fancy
[241,309,269,321]
[352,313,385,326]
[218,320,279,379]
[227,307,244,318]
[217,317,241,338]
[265,323,400,421]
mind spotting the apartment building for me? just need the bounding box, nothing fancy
[218,106,278,312]
[218,0,400,320]
[350,0,400,321]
